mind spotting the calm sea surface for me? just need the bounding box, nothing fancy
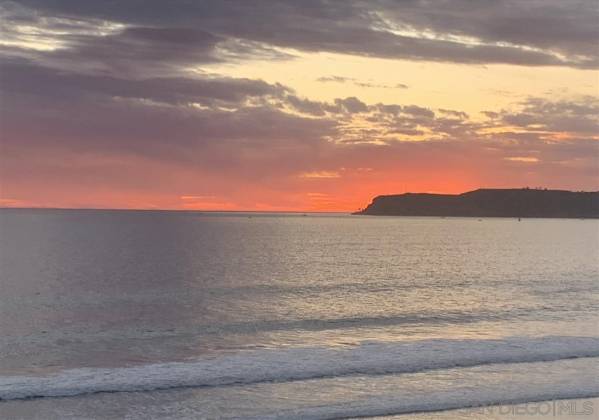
[0,209,598,419]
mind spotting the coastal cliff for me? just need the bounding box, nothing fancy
[355,188,599,218]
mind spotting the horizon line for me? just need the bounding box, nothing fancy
[0,206,351,214]
[2,188,597,214]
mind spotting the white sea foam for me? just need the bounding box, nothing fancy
[1,336,598,401]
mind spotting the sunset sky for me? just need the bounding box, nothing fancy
[1,0,598,211]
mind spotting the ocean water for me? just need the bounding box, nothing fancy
[0,209,598,419]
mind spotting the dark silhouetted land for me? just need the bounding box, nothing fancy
[355,188,599,218]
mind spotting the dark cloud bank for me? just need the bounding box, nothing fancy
[3,0,598,68]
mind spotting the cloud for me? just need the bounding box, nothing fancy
[285,95,327,116]
[354,82,408,89]
[317,76,409,90]
[316,76,354,83]
[504,156,539,163]
[492,96,599,135]
[334,97,369,114]
[402,105,435,119]
[0,4,291,77]
[300,171,341,179]
[0,61,337,173]
[3,0,598,69]
[0,58,290,107]
[439,109,468,119]
[379,0,599,67]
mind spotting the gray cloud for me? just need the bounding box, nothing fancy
[492,97,599,134]
[355,82,408,89]
[0,60,335,168]
[0,59,289,107]
[439,109,469,119]
[334,97,369,114]
[317,76,409,90]
[402,105,435,119]
[0,3,291,77]
[285,95,327,116]
[4,0,598,69]
[316,76,353,83]
[379,0,599,67]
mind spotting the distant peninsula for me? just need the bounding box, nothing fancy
[354,188,599,218]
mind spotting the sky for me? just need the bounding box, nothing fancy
[0,0,598,211]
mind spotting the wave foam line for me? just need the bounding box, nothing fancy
[1,336,599,401]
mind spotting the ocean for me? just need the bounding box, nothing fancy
[0,209,598,419]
